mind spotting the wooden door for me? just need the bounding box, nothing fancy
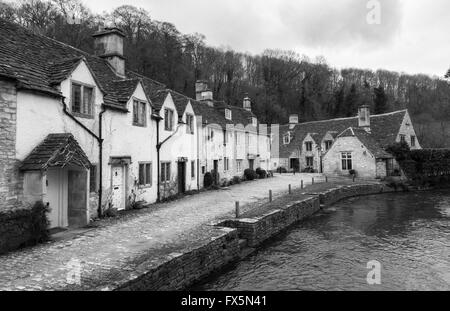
[68,170,88,227]
[111,166,125,210]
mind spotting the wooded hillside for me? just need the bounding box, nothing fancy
[1,0,449,147]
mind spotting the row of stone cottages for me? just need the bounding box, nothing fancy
[0,19,271,229]
[271,106,422,178]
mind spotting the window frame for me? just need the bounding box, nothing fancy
[411,135,416,147]
[224,157,230,171]
[325,140,333,151]
[306,156,314,167]
[161,162,171,183]
[89,163,98,193]
[305,141,313,152]
[236,159,243,172]
[164,108,174,131]
[191,160,195,179]
[71,80,95,118]
[138,162,152,187]
[133,99,147,127]
[341,152,353,171]
[186,113,194,134]
[225,109,232,120]
[400,134,406,144]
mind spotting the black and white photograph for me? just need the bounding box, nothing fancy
[0,0,449,299]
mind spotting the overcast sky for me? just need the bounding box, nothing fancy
[82,0,450,77]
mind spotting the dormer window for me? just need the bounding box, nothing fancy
[186,114,194,134]
[225,109,232,120]
[325,140,333,151]
[283,132,291,145]
[133,100,147,127]
[252,117,257,127]
[164,108,174,131]
[71,82,94,117]
[305,141,313,152]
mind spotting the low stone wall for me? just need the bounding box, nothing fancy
[220,197,320,247]
[115,227,240,291]
[315,183,389,206]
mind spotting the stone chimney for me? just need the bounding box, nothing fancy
[195,80,213,106]
[93,27,126,77]
[358,105,371,131]
[243,96,251,111]
[289,114,299,125]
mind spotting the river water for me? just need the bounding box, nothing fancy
[197,191,450,291]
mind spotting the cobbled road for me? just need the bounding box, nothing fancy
[0,173,322,291]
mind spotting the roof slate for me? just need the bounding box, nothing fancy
[278,110,407,158]
[20,133,91,171]
[338,127,393,159]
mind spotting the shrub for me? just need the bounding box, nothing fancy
[256,167,267,179]
[211,170,220,186]
[277,167,287,173]
[232,176,241,184]
[28,201,50,245]
[302,167,314,173]
[349,169,356,176]
[386,141,411,161]
[204,172,213,188]
[244,168,257,181]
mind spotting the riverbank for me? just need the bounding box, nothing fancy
[116,181,399,291]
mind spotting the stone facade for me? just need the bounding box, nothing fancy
[0,80,21,212]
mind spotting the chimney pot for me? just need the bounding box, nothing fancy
[243,96,251,111]
[358,105,371,130]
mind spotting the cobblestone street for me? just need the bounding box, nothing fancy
[0,173,322,291]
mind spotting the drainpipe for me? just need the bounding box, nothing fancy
[62,98,104,218]
[155,121,184,202]
[98,106,106,218]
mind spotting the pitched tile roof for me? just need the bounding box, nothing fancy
[0,18,160,108]
[20,133,91,171]
[338,127,393,159]
[278,110,407,158]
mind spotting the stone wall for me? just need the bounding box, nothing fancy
[0,80,21,212]
[316,183,390,207]
[221,196,320,247]
[115,227,240,291]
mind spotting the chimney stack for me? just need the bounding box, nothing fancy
[289,114,298,129]
[243,96,251,111]
[195,80,214,106]
[358,105,371,131]
[93,27,126,77]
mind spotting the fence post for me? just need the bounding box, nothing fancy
[289,184,292,194]
[235,201,240,218]
[312,177,315,185]
[325,176,328,183]
[353,175,355,182]
[269,190,273,202]
[301,180,304,189]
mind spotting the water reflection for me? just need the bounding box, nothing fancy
[195,190,450,291]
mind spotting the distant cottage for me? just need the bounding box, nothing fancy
[272,105,421,178]
[0,19,270,230]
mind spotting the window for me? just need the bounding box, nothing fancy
[208,128,214,141]
[236,160,243,172]
[305,142,313,152]
[138,162,152,187]
[161,162,171,182]
[89,164,98,193]
[283,133,291,145]
[186,114,194,134]
[133,100,147,126]
[325,140,333,151]
[400,134,406,144]
[72,82,94,116]
[223,130,228,145]
[224,157,230,171]
[341,152,353,170]
[411,135,416,147]
[306,157,314,167]
[164,108,174,131]
[191,161,195,179]
[201,166,206,174]
[252,117,257,127]
[225,109,232,120]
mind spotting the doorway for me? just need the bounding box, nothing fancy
[178,161,186,194]
[248,159,255,170]
[213,160,219,185]
[68,170,88,227]
[111,165,126,210]
[290,158,300,172]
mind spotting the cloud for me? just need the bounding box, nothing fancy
[278,0,403,49]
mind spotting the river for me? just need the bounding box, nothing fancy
[196,190,450,291]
